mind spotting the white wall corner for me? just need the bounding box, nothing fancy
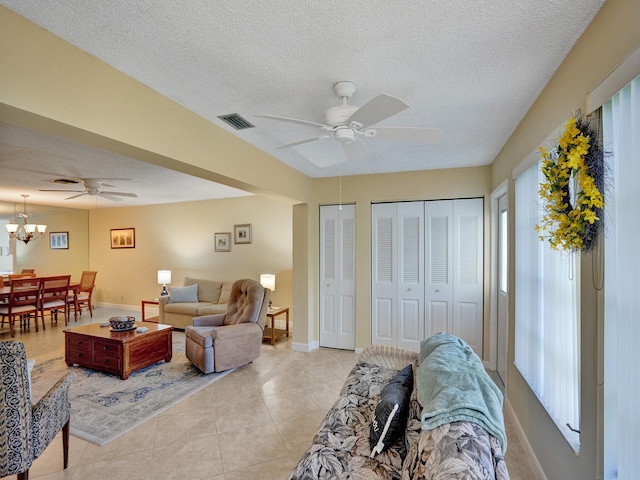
[291,341,319,353]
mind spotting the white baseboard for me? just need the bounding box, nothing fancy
[94,302,140,311]
[504,398,548,480]
[291,341,319,352]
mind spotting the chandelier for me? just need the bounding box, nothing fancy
[5,195,47,244]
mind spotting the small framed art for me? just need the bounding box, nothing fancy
[214,232,232,252]
[49,232,69,250]
[234,224,252,244]
[110,228,135,249]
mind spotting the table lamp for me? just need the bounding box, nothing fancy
[157,270,172,296]
[260,274,275,307]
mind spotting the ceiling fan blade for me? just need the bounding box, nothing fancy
[372,127,443,143]
[255,114,329,129]
[275,135,331,150]
[342,138,369,162]
[347,94,409,129]
[98,193,123,202]
[39,189,85,193]
[65,192,88,200]
[310,156,348,168]
[82,177,131,182]
[101,191,138,198]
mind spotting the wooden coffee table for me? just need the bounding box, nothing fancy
[64,321,173,379]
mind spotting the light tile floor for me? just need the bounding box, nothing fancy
[1,306,533,479]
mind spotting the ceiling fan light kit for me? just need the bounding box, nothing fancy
[256,80,443,166]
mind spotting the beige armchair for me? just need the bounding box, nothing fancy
[185,279,270,373]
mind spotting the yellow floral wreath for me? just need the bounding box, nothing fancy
[535,114,605,251]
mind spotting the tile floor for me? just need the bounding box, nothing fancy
[1,306,534,479]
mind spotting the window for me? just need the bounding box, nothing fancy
[603,74,640,479]
[499,208,508,294]
[514,161,580,451]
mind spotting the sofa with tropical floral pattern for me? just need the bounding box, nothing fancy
[288,340,510,480]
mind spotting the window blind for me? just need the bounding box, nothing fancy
[603,74,640,480]
[514,161,580,452]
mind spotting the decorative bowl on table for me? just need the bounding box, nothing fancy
[109,316,136,331]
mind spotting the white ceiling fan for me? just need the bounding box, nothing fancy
[256,81,443,166]
[39,178,137,202]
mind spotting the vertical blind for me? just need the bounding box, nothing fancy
[603,75,640,480]
[514,161,581,451]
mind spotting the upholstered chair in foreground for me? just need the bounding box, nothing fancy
[185,279,270,373]
[0,341,75,480]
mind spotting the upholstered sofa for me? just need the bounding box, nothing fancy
[158,277,234,329]
[289,334,510,480]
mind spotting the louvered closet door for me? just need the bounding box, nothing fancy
[425,198,483,355]
[371,202,424,351]
[424,200,454,338]
[319,204,355,350]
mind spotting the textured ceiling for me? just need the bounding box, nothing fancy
[0,0,604,208]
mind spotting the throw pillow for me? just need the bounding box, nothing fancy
[184,277,222,303]
[218,282,233,304]
[168,284,198,303]
[369,363,414,457]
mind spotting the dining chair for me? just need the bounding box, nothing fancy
[40,275,71,327]
[0,277,42,337]
[8,273,36,281]
[0,341,75,480]
[20,269,35,274]
[68,270,97,319]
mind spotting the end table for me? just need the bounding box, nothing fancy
[141,299,159,323]
[264,306,289,345]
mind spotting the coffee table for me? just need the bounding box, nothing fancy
[64,321,173,379]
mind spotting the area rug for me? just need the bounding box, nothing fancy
[29,349,233,446]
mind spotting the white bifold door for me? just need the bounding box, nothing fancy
[371,202,425,351]
[372,198,484,355]
[319,204,356,350]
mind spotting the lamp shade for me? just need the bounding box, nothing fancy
[157,270,172,285]
[260,274,275,292]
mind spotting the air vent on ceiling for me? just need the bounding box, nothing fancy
[53,178,81,184]
[218,113,254,130]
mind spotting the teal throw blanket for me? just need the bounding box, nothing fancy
[417,333,507,451]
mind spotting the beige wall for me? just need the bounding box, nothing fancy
[2,196,292,313]
[488,0,640,478]
[88,195,293,312]
[0,201,89,281]
[309,167,492,351]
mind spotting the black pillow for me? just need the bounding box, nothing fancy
[369,363,414,457]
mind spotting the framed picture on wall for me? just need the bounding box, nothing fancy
[49,232,69,250]
[234,224,252,244]
[110,228,135,249]
[214,232,231,252]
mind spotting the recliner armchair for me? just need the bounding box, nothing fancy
[0,341,75,480]
[185,279,270,373]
